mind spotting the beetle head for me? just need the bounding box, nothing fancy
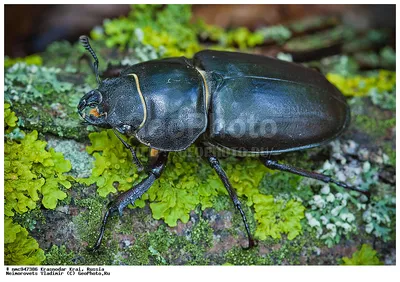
[78,77,145,135]
[78,35,145,134]
[78,89,110,127]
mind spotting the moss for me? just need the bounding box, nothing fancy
[4,106,74,265]
[12,208,46,232]
[78,130,144,197]
[224,246,267,265]
[121,235,150,265]
[73,197,107,244]
[145,220,213,265]
[353,115,395,138]
[5,62,90,140]
[341,244,383,265]
[44,245,75,265]
[5,217,45,265]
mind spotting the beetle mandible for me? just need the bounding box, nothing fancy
[78,35,369,250]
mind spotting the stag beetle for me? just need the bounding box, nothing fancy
[78,35,368,251]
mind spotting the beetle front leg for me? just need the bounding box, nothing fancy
[112,129,144,171]
[201,147,255,249]
[89,149,168,251]
[260,157,370,197]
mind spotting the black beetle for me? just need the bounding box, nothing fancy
[78,35,368,250]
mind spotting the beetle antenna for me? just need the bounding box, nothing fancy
[79,35,101,84]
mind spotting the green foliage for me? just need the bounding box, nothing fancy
[5,129,72,216]
[326,70,396,110]
[4,54,43,68]
[4,217,45,265]
[341,244,383,265]
[5,63,73,104]
[253,194,305,240]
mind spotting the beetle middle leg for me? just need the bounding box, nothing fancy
[89,149,168,251]
[260,157,370,197]
[200,145,255,249]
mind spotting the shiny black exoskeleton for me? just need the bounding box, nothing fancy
[78,36,369,251]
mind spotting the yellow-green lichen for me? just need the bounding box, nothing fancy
[78,130,145,197]
[4,217,45,265]
[253,194,305,240]
[81,129,307,242]
[4,54,43,68]
[326,70,395,101]
[91,4,202,58]
[5,130,72,216]
[341,244,383,265]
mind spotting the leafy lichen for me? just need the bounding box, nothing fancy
[4,105,72,216]
[4,54,43,68]
[341,244,383,265]
[80,129,308,243]
[91,4,202,58]
[305,189,358,247]
[5,63,73,104]
[363,197,396,241]
[253,194,305,240]
[326,70,396,110]
[4,217,45,265]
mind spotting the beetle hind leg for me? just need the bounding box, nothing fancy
[260,157,370,197]
[201,147,255,249]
